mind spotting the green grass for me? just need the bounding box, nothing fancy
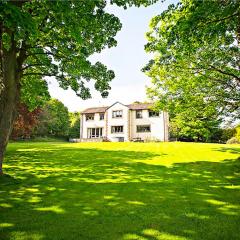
[0,142,240,240]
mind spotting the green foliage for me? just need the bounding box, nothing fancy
[0,0,157,109]
[219,127,236,143]
[25,136,67,142]
[20,76,50,110]
[169,109,221,142]
[227,137,240,144]
[235,125,240,141]
[144,0,240,132]
[111,0,158,8]
[35,99,70,138]
[68,112,80,138]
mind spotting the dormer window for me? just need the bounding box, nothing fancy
[99,113,104,120]
[136,110,142,119]
[112,110,123,118]
[148,110,159,117]
[86,114,94,121]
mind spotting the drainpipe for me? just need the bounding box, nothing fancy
[105,111,108,140]
[163,111,169,142]
[162,111,165,142]
[128,109,131,141]
[166,112,169,142]
[80,113,83,139]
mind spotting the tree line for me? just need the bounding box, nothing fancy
[11,99,80,140]
[11,98,240,144]
[169,121,240,144]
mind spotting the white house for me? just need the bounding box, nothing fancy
[80,102,169,142]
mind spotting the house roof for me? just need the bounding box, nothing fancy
[81,102,153,114]
[81,106,108,114]
[127,103,153,110]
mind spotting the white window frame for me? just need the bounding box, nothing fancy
[99,113,104,120]
[111,126,124,133]
[112,110,123,118]
[86,114,94,121]
[136,110,143,119]
[148,110,159,118]
[136,125,151,133]
[87,128,103,138]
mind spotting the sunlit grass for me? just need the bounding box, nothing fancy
[0,142,240,240]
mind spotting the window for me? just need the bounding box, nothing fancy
[86,114,94,121]
[148,110,159,117]
[87,128,103,138]
[111,126,123,133]
[112,110,123,118]
[137,125,151,133]
[99,113,104,120]
[136,110,142,119]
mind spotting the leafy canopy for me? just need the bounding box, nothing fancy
[11,103,41,139]
[143,0,240,121]
[0,0,157,109]
[69,112,81,139]
[35,99,70,137]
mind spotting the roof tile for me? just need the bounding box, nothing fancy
[81,106,108,114]
[81,102,153,113]
[127,103,153,110]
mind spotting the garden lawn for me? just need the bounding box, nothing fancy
[0,142,240,240]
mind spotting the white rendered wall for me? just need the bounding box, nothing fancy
[106,103,129,142]
[130,110,166,141]
[81,113,106,138]
[80,106,169,141]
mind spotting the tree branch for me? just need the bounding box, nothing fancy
[21,63,48,71]
[26,50,63,59]
[206,11,239,24]
[22,72,64,80]
[209,65,240,82]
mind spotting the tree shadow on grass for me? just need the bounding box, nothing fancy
[214,146,240,155]
[0,145,240,240]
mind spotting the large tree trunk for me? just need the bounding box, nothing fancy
[0,44,20,175]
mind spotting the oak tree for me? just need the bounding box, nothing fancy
[143,0,240,138]
[0,0,157,173]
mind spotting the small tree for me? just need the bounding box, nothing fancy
[11,103,41,139]
[235,125,240,141]
[169,110,221,142]
[35,99,70,138]
[69,112,80,139]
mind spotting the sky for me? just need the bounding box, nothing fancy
[47,1,176,112]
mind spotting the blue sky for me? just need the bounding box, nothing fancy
[48,1,176,112]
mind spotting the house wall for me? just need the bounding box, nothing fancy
[130,110,166,141]
[106,102,129,142]
[81,112,106,138]
[80,103,169,142]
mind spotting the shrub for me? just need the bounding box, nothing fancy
[226,137,240,144]
[236,126,240,141]
[220,128,236,143]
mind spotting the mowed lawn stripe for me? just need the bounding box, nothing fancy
[0,142,239,240]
